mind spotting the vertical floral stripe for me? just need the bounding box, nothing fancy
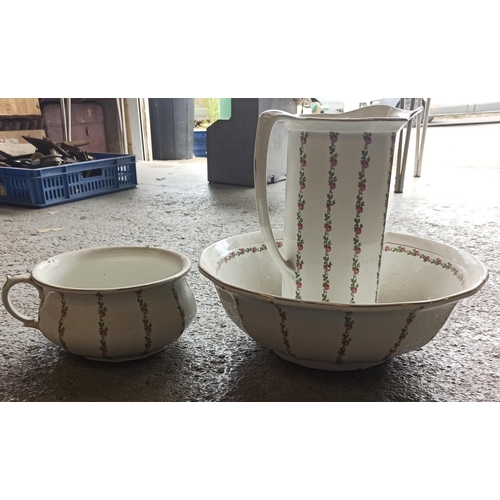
[136,290,153,355]
[96,292,111,359]
[382,308,421,361]
[295,131,308,299]
[172,284,186,330]
[350,133,372,303]
[321,132,339,301]
[274,303,296,358]
[234,296,248,333]
[375,132,397,301]
[58,293,68,350]
[336,312,354,364]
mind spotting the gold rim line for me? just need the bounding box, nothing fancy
[198,263,489,313]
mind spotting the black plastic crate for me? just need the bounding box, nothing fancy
[0,152,137,208]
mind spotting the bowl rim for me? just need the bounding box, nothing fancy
[30,246,192,293]
[199,230,489,312]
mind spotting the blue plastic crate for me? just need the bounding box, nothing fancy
[0,152,137,208]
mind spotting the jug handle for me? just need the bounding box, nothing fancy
[2,274,42,329]
[254,110,295,279]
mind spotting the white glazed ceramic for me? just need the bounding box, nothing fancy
[199,230,488,371]
[2,247,197,361]
[254,105,423,304]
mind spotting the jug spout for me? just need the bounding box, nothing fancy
[265,104,424,135]
[329,104,424,134]
[336,104,423,122]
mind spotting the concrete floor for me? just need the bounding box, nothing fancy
[1,122,499,402]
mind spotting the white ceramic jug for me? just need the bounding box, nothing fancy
[254,105,422,304]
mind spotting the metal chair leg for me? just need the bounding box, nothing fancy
[415,98,431,177]
[394,98,416,193]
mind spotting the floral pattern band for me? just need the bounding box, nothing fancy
[321,132,339,301]
[294,131,309,299]
[58,293,68,350]
[216,241,466,287]
[136,290,153,354]
[96,292,111,359]
[350,132,372,303]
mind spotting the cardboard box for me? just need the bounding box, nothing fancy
[0,130,45,156]
[0,98,41,117]
[0,130,45,143]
